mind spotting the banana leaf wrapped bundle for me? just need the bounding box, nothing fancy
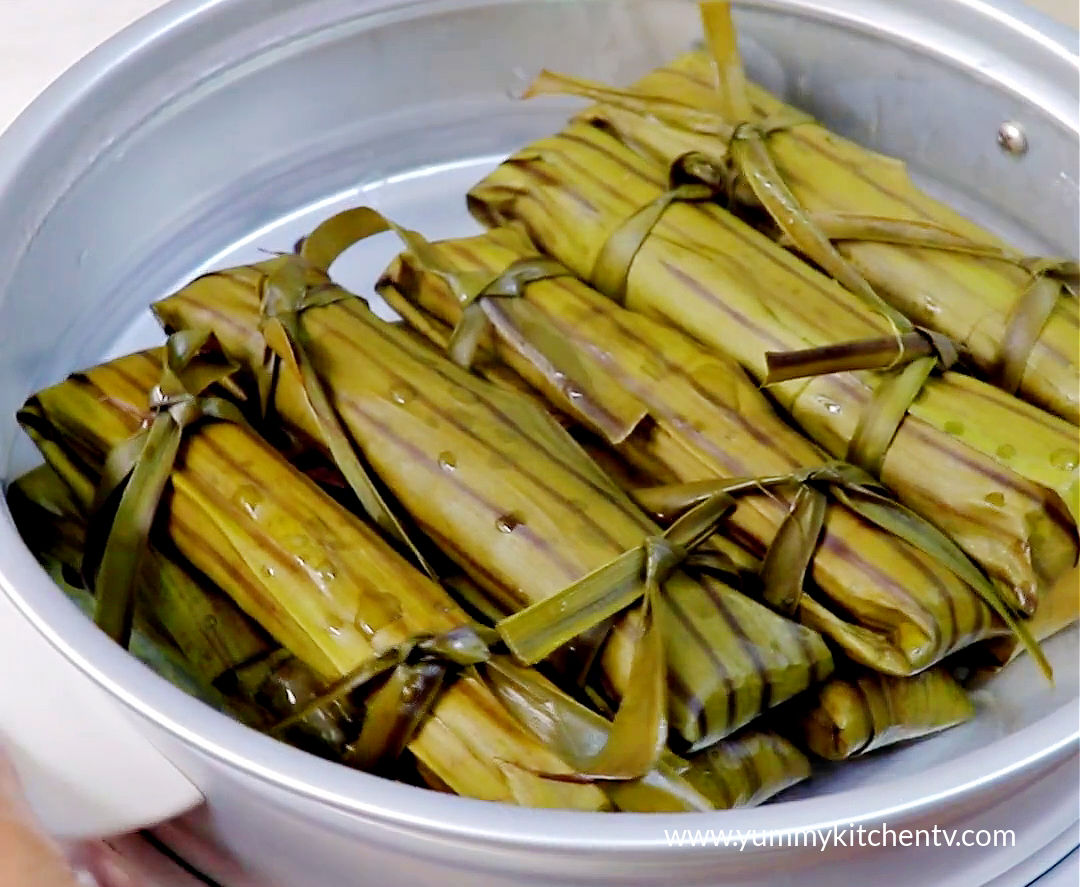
[6,464,330,732]
[378,225,1034,676]
[151,217,834,753]
[16,346,614,810]
[791,667,976,761]
[520,4,1079,424]
[12,462,778,811]
[7,465,244,712]
[467,119,1079,621]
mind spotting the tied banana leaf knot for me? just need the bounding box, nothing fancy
[378,233,652,443]
[444,255,574,370]
[764,326,959,385]
[494,489,735,782]
[703,4,1074,426]
[270,624,495,773]
[634,461,1051,679]
[526,4,1069,417]
[722,111,951,479]
[770,216,1077,398]
[85,330,251,646]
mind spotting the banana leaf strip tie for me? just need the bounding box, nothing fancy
[592,146,954,477]
[701,82,963,479]
[591,153,724,301]
[998,259,1078,394]
[444,255,574,369]
[85,330,250,646]
[257,227,436,579]
[590,125,805,302]
[769,218,1077,395]
[433,254,658,446]
[631,461,1050,680]
[496,488,734,780]
[271,623,494,772]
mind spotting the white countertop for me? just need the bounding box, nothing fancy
[0,2,168,130]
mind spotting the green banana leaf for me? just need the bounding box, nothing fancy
[378,226,1031,676]
[152,231,833,752]
[16,349,609,809]
[466,118,1078,621]
[792,667,976,760]
[524,14,1078,424]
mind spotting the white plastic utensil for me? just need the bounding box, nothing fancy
[0,588,202,839]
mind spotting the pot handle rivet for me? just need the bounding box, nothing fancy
[997,121,1028,156]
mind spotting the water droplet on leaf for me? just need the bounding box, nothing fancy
[815,396,841,415]
[391,383,416,405]
[496,512,523,534]
[234,484,264,517]
[1050,449,1078,471]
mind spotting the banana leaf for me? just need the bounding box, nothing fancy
[6,464,87,569]
[378,225,1026,675]
[17,349,609,809]
[523,38,1078,424]
[792,666,976,760]
[680,729,809,808]
[466,120,1079,619]
[6,464,330,733]
[978,564,1078,669]
[7,466,236,713]
[152,241,833,751]
[483,657,809,809]
[568,430,764,579]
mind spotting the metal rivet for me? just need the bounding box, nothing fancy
[997,121,1028,156]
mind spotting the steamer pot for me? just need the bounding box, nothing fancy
[0,1,1076,884]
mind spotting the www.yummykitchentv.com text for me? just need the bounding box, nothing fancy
[664,823,1016,851]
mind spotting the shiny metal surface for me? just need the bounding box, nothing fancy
[998,119,1031,154]
[0,1,1076,884]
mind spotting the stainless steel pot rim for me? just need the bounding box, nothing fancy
[0,0,1076,850]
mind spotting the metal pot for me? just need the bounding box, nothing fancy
[0,1,1076,884]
